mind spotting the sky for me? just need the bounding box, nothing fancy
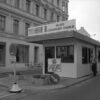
[68,0,100,41]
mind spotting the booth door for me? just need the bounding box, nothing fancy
[45,47,55,73]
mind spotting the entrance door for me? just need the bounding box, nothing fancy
[45,47,55,73]
[34,46,39,64]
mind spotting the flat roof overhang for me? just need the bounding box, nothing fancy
[26,30,100,47]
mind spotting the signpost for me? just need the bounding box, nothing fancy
[9,44,22,93]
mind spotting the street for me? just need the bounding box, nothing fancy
[1,75,100,100]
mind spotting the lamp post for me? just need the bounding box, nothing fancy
[9,44,22,93]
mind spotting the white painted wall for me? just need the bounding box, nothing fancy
[76,40,95,78]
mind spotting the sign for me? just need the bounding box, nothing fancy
[48,58,61,72]
[28,19,76,36]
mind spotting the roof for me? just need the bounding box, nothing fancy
[26,30,100,47]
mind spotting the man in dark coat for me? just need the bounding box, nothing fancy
[91,58,97,76]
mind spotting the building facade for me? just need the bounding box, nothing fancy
[0,0,69,72]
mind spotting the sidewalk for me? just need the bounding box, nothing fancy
[0,73,94,93]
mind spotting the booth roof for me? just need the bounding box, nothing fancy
[26,30,100,46]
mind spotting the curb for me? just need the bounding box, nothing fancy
[58,76,93,90]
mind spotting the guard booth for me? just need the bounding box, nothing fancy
[27,20,100,78]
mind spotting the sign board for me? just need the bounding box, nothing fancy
[28,19,76,36]
[48,58,61,72]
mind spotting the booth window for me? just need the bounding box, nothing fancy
[56,45,74,63]
[16,44,29,63]
[98,51,100,62]
[82,47,93,64]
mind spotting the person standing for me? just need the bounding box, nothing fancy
[91,58,97,76]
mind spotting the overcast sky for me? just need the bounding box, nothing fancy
[69,0,100,41]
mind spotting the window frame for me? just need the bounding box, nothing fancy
[44,8,47,20]
[15,0,20,8]
[13,19,19,34]
[36,4,39,17]
[25,23,30,36]
[26,0,31,12]
[56,45,74,63]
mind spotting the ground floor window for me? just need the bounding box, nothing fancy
[56,45,74,63]
[16,44,29,63]
[98,50,100,62]
[82,47,93,64]
[0,43,5,66]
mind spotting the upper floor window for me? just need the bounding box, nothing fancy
[50,12,54,21]
[0,15,5,31]
[13,19,19,34]
[57,0,60,7]
[15,0,20,8]
[44,8,47,20]
[51,0,54,4]
[36,4,39,17]
[26,0,31,12]
[25,23,30,36]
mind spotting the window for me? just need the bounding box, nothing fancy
[16,44,29,63]
[44,8,47,20]
[25,23,30,36]
[15,0,20,8]
[26,0,31,12]
[0,15,5,31]
[57,0,60,6]
[82,47,88,64]
[82,47,93,64]
[98,51,100,62]
[57,15,60,22]
[0,0,6,3]
[51,0,54,4]
[36,4,39,16]
[13,19,19,34]
[56,45,74,63]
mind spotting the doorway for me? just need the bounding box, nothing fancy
[0,43,5,66]
[45,47,55,73]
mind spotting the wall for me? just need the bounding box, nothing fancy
[76,40,95,78]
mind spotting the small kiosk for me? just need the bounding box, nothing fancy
[27,20,100,78]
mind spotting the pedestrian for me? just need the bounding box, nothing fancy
[91,58,97,76]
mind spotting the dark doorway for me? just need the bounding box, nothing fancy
[45,47,55,73]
